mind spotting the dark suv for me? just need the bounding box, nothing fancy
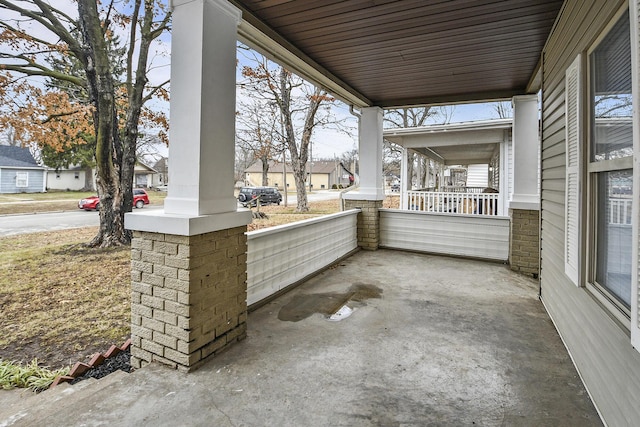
[238,186,282,207]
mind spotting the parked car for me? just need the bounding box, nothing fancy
[78,188,150,211]
[237,186,282,207]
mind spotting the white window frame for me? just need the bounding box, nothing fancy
[583,6,637,331]
[15,171,28,188]
[629,0,640,351]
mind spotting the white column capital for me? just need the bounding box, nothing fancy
[171,0,241,24]
[512,94,539,104]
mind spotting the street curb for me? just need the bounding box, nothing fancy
[0,209,78,218]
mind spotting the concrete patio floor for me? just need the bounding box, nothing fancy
[3,249,601,426]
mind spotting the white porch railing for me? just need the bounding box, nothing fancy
[246,209,359,306]
[440,186,487,193]
[405,191,500,216]
[610,198,632,225]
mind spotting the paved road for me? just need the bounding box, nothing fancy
[0,191,342,237]
[0,205,163,237]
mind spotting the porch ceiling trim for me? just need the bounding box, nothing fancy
[235,5,371,108]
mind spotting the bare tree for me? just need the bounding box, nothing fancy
[239,51,340,211]
[384,107,436,189]
[236,100,281,186]
[493,101,513,119]
[0,0,170,247]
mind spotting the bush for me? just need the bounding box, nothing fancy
[331,184,338,189]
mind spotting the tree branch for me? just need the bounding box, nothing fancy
[41,109,86,124]
[0,0,82,60]
[141,78,169,104]
[0,60,85,87]
[126,0,141,93]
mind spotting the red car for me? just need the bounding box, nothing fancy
[78,189,150,211]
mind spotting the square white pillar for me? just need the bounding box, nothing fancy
[400,147,408,209]
[164,0,239,216]
[344,106,385,201]
[126,0,251,235]
[499,133,510,216]
[509,94,541,211]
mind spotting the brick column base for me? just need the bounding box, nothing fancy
[343,199,383,250]
[509,209,540,277]
[130,226,248,372]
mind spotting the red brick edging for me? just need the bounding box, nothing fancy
[50,338,131,389]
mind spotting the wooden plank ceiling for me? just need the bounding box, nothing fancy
[231,0,564,107]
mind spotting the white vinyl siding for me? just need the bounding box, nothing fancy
[540,1,640,425]
[565,55,582,286]
[466,164,489,187]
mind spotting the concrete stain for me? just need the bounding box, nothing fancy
[278,283,382,322]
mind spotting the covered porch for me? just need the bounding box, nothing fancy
[2,250,600,425]
[125,0,562,371]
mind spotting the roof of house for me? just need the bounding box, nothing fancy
[153,157,168,171]
[134,160,158,173]
[0,145,42,168]
[244,159,342,174]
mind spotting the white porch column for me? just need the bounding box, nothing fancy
[499,131,510,216]
[509,94,540,277]
[125,0,251,371]
[510,94,540,210]
[343,106,384,250]
[126,0,251,235]
[344,106,385,201]
[400,147,408,209]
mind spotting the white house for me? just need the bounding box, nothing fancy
[0,145,46,193]
[47,161,160,191]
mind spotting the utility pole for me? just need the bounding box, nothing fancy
[282,149,288,206]
[308,140,313,192]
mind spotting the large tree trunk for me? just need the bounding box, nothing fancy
[78,0,128,247]
[83,165,94,191]
[279,68,308,211]
[261,156,270,186]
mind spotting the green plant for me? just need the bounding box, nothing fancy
[0,359,69,392]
